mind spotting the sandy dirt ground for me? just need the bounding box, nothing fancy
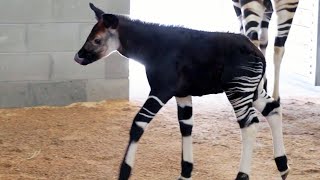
[0,95,319,180]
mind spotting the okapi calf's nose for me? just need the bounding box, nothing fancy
[74,53,86,65]
[74,49,90,66]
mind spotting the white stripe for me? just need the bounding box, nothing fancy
[125,142,138,167]
[228,86,258,92]
[278,23,291,29]
[235,106,250,120]
[277,30,290,36]
[148,95,165,106]
[244,110,258,127]
[136,121,148,129]
[240,66,263,73]
[180,118,193,126]
[276,11,295,28]
[233,76,261,82]
[176,96,192,108]
[142,107,156,115]
[182,136,193,163]
[233,1,241,8]
[245,26,260,35]
[241,1,263,11]
[280,168,290,176]
[276,1,298,10]
[243,14,261,23]
[138,113,154,118]
[232,95,254,108]
[229,81,260,87]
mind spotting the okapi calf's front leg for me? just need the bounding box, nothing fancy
[176,96,194,180]
[119,93,172,180]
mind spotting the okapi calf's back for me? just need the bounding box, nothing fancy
[74,3,290,180]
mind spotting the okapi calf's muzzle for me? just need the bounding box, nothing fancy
[74,48,99,66]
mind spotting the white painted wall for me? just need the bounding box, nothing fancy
[283,0,319,84]
[129,0,320,99]
[129,0,238,99]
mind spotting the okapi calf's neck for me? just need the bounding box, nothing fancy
[74,3,290,180]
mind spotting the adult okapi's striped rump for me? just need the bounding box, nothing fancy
[232,0,299,101]
[74,3,290,180]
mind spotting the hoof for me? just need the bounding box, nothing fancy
[281,168,290,180]
[235,172,249,180]
[275,155,289,180]
[177,176,192,180]
[276,97,281,103]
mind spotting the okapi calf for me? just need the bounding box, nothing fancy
[74,3,289,180]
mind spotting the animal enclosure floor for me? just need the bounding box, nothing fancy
[0,96,319,180]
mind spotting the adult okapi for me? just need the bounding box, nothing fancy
[74,3,289,180]
[232,0,299,101]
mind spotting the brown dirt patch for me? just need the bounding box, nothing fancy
[0,96,319,180]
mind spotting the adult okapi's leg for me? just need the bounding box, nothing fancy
[259,1,273,56]
[272,0,299,101]
[175,96,193,180]
[119,93,172,180]
[259,3,273,91]
[253,82,289,180]
[240,0,265,47]
[232,0,244,33]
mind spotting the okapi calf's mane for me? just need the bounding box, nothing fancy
[115,15,265,66]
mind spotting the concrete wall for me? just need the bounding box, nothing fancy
[283,0,319,84]
[0,0,130,108]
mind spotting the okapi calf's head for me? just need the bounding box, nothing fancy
[74,3,120,65]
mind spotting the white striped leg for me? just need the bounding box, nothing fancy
[225,77,262,179]
[259,9,272,56]
[225,91,259,180]
[272,0,299,101]
[272,46,284,101]
[232,0,244,33]
[239,124,257,176]
[176,96,193,180]
[240,1,264,47]
[253,82,289,179]
[119,94,171,180]
[254,87,286,157]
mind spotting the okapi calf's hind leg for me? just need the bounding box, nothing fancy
[223,59,265,180]
[226,91,259,180]
[119,93,172,180]
[253,83,289,180]
[176,96,194,180]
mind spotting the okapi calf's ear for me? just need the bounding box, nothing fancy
[89,2,105,20]
[102,14,119,29]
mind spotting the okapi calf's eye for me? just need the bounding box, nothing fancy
[94,38,102,45]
